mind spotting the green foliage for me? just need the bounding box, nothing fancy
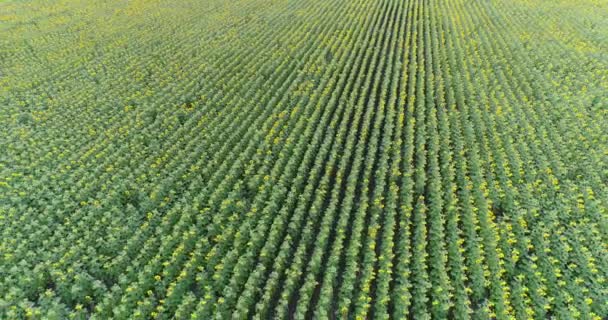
[0,0,606,319]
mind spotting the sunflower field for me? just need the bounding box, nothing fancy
[1,0,607,319]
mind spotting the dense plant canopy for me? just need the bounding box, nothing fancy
[1,0,607,318]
